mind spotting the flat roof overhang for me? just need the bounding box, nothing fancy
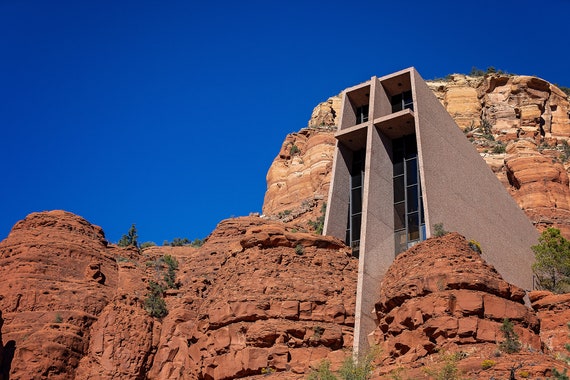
[373,109,415,139]
[335,124,368,151]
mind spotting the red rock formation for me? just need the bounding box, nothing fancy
[0,210,118,379]
[262,127,336,230]
[530,291,570,355]
[0,211,357,379]
[372,233,569,379]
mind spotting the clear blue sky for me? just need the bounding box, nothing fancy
[1,0,569,244]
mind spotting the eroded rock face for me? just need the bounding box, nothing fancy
[262,128,336,229]
[178,217,357,378]
[0,211,357,379]
[371,233,568,379]
[0,210,118,379]
[263,73,570,237]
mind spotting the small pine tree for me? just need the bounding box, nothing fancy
[499,318,521,354]
[144,281,167,318]
[118,224,138,248]
[532,228,570,293]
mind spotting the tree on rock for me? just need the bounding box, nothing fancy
[118,224,138,248]
[532,227,570,293]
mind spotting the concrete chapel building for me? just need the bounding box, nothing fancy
[322,67,539,354]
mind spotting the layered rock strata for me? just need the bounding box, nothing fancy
[372,233,568,379]
[0,211,358,379]
[263,73,570,236]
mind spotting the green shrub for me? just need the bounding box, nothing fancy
[552,368,570,380]
[118,224,138,248]
[424,352,462,380]
[295,244,304,255]
[140,241,156,249]
[162,255,179,289]
[54,313,63,323]
[499,318,521,354]
[308,360,337,380]
[433,223,448,238]
[492,143,506,154]
[290,144,301,156]
[144,281,168,318]
[481,359,496,369]
[532,227,570,293]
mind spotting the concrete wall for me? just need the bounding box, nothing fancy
[353,124,395,355]
[411,69,538,290]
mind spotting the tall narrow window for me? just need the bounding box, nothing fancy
[356,104,369,124]
[392,135,425,254]
[391,90,414,113]
[346,149,365,257]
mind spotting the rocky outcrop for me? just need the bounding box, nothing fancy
[0,210,118,379]
[371,233,568,379]
[176,217,357,378]
[0,211,357,379]
[263,73,570,237]
[505,140,570,235]
[530,291,570,355]
[262,128,336,229]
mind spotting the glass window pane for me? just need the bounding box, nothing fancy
[352,214,361,241]
[351,173,362,188]
[391,94,402,113]
[407,185,419,212]
[394,203,405,230]
[393,176,405,202]
[407,212,419,241]
[406,158,418,185]
[419,195,425,223]
[404,136,417,158]
[403,90,413,111]
[395,230,407,255]
[351,188,362,213]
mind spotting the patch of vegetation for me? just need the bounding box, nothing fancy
[278,209,292,219]
[499,318,521,354]
[560,140,570,162]
[290,144,301,156]
[469,66,510,77]
[162,254,179,289]
[118,224,138,248]
[261,366,276,375]
[308,202,326,235]
[295,244,304,255]
[492,143,506,154]
[313,325,325,339]
[481,359,496,369]
[162,237,205,247]
[143,254,180,317]
[140,241,156,249]
[307,348,378,380]
[424,352,462,380]
[308,360,337,380]
[54,313,63,323]
[144,281,168,318]
[468,239,482,254]
[532,227,570,293]
[433,223,448,238]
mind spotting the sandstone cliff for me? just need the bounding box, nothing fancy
[2,212,570,379]
[370,232,568,379]
[262,73,570,236]
[0,211,357,379]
